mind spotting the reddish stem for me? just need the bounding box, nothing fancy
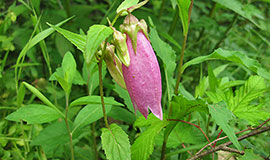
[213,129,223,147]
[167,119,213,148]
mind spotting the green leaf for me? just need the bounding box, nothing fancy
[116,0,139,14]
[149,27,176,100]
[6,104,61,124]
[101,123,131,160]
[107,106,136,124]
[70,95,123,107]
[113,81,134,113]
[31,121,77,147]
[83,62,107,95]
[230,76,268,125]
[208,102,241,150]
[171,95,208,119]
[213,0,265,30]
[239,149,264,160]
[85,25,113,64]
[230,76,266,111]
[73,104,112,133]
[182,48,270,80]
[17,82,25,107]
[15,17,73,80]
[131,119,168,160]
[22,82,63,117]
[177,0,191,35]
[62,51,77,92]
[49,25,86,53]
[208,65,218,92]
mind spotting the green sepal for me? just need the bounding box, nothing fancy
[113,30,131,67]
[120,14,149,54]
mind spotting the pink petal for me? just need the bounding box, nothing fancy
[122,31,163,120]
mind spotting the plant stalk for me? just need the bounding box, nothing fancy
[174,0,194,95]
[98,60,110,128]
[64,93,74,160]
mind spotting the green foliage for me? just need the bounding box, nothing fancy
[208,102,241,150]
[85,25,113,64]
[70,95,123,107]
[177,0,191,35]
[171,95,208,119]
[101,124,131,160]
[1,0,270,159]
[49,25,86,53]
[239,149,264,160]
[6,104,61,124]
[150,27,176,100]
[182,48,270,80]
[117,0,139,15]
[73,104,112,133]
[131,115,168,160]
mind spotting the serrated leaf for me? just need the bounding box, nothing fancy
[49,25,86,53]
[85,25,113,64]
[177,0,191,35]
[150,27,176,100]
[73,104,112,132]
[101,123,131,160]
[131,120,168,160]
[70,95,123,107]
[6,104,61,124]
[208,102,241,150]
[182,48,270,80]
[230,76,266,112]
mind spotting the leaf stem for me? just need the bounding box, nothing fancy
[64,93,74,160]
[174,0,194,95]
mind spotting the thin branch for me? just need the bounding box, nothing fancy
[188,125,270,160]
[196,118,270,155]
[167,119,212,145]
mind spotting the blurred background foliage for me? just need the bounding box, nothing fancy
[0,0,270,159]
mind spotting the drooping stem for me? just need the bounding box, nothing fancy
[98,60,110,128]
[64,93,74,160]
[174,0,194,95]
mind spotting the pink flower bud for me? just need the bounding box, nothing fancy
[122,31,163,120]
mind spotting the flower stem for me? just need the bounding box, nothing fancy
[168,7,179,35]
[64,93,74,160]
[98,60,110,128]
[174,0,194,95]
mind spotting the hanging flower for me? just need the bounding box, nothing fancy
[114,14,163,120]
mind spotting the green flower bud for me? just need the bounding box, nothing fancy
[113,29,130,67]
[102,42,127,89]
